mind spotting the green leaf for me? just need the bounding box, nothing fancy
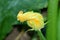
[0,0,48,11]
[0,16,16,40]
[17,0,48,10]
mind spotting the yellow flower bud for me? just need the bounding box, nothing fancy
[17,11,44,30]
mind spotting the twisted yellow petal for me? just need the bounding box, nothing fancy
[17,11,26,22]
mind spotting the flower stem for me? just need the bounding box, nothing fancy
[37,30,46,40]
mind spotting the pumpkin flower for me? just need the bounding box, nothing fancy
[17,11,44,30]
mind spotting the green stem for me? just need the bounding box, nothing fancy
[47,0,58,40]
[37,30,46,40]
[57,7,60,40]
[44,21,49,25]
